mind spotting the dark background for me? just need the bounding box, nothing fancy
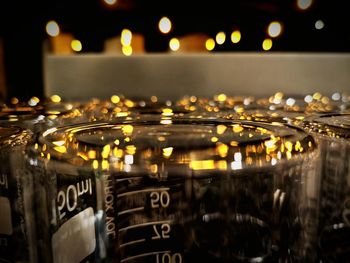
[0,0,349,100]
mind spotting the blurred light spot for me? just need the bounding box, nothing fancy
[233,125,244,133]
[262,39,273,51]
[160,119,172,125]
[211,136,218,143]
[271,158,277,166]
[52,140,65,146]
[102,160,109,170]
[313,92,322,100]
[121,29,132,46]
[190,160,215,170]
[159,17,172,34]
[111,95,120,104]
[28,96,40,106]
[92,160,99,169]
[46,21,60,37]
[217,143,229,157]
[150,164,158,173]
[286,98,296,106]
[104,0,117,5]
[304,95,313,103]
[169,38,180,51]
[11,97,19,104]
[297,0,313,10]
[122,125,133,135]
[332,92,341,101]
[151,96,158,103]
[51,95,61,103]
[231,30,241,43]
[126,145,136,155]
[321,96,329,104]
[315,20,324,30]
[54,146,67,153]
[71,40,82,52]
[217,93,227,102]
[122,45,132,56]
[275,92,284,100]
[268,21,282,38]
[216,32,226,45]
[205,38,215,51]
[162,147,173,158]
[231,161,242,170]
[162,108,174,116]
[217,125,227,135]
[234,152,242,162]
[125,155,134,165]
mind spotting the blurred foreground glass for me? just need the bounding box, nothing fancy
[300,114,350,262]
[0,125,35,262]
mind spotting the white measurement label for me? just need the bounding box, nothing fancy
[52,207,96,263]
[57,179,93,220]
[0,197,12,235]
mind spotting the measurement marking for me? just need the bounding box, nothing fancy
[120,250,171,263]
[117,188,170,198]
[119,238,146,248]
[118,207,144,216]
[116,177,142,183]
[118,220,171,232]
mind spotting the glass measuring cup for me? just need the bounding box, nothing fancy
[28,116,315,263]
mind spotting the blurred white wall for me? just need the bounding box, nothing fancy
[44,53,350,100]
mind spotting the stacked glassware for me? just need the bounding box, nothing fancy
[0,92,348,263]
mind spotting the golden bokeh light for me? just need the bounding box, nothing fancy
[315,20,324,30]
[122,45,133,56]
[46,20,60,37]
[267,21,282,38]
[231,30,241,43]
[216,32,226,45]
[169,38,180,51]
[121,29,132,46]
[71,40,82,52]
[104,0,117,5]
[262,38,273,51]
[159,17,172,34]
[297,0,313,10]
[111,95,120,104]
[205,38,215,51]
[51,95,62,103]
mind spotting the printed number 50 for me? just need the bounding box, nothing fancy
[150,191,170,208]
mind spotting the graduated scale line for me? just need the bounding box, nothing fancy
[119,238,146,248]
[120,250,171,263]
[117,187,170,198]
[118,206,144,216]
[116,177,142,183]
[118,220,171,232]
